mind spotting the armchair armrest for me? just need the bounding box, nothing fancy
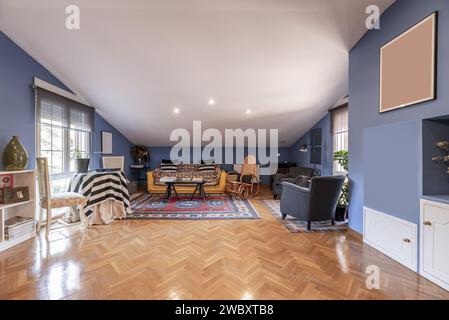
[273,172,289,185]
[280,182,311,220]
[226,171,240,182]
[281,181,310,194]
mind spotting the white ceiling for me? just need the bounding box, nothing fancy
[0,0,394,147]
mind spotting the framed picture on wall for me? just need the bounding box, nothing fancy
[379,12,437,113]
[102,131,113,154]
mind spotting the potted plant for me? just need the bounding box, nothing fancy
[72,148,90,173]
[131,145,150,166]
[333,150,349,221]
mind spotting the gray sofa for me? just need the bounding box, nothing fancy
[272,166,320,199]
[280,176,345,230]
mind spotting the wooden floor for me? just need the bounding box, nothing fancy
[1,187,448,300]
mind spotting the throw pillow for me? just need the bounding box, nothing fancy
[160,163,178,173]
[198,164,216,172]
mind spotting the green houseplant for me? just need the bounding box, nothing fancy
[333,150,349,221]
[72,148,90,173]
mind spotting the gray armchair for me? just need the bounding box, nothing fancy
[272,166,320,199]
[280,176,345,230]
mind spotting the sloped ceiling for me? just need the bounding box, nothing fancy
[0,0,395,146]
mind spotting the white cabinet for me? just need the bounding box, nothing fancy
[364,207,417,271]
[420,199,449,291]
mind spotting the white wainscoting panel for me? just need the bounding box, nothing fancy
[363,207,417,271]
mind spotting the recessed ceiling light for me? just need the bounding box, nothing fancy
[173,108,180,114]
[208,99,216,105]
[245,109,251,114]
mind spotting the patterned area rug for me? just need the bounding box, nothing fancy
[128,194,260,220]
[264,200,347,233]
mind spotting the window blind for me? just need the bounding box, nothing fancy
[331,103,348,134]
[35,88,94,132]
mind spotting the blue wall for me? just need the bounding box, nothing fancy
[363,121,420,224]
[0,31,69,169]
[348,0,449,233]
[92,113,134,178]
[290,113,333,176]
[0,31,133,177]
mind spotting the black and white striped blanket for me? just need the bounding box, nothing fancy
[68,171,130,219]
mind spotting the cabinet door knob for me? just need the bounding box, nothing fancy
[423,221,432,226]
[403,238,411,243]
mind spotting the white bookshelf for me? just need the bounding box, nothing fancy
[0,170,36,252]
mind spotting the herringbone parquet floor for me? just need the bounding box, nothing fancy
[1,187,448,300]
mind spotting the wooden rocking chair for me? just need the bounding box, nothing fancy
[225,155,260,199]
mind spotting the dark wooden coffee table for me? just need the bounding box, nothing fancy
[163,180,207,202]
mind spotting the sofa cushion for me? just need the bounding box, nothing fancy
[288,167,319,178]
[279,177,296,184]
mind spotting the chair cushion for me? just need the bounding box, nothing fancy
[42,192,87,209]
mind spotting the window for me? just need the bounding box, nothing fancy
[331,104,348,174]
[36,88,94,194]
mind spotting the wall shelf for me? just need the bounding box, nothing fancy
[421,195,449,206]
[422,116,449,197]
[0,200,33,210]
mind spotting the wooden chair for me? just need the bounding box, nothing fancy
[36,157,88,237]
[102,156,125,171]
[225,155,260,199]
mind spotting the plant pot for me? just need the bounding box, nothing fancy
[335,206,347,222]
[75,158,90,173]
[2,136,29,171]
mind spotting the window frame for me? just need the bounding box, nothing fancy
[331,104,349,175]
[35,88,93,191]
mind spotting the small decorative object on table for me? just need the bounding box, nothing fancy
[432,140,449,174]
[1,186,29,205]
[72,148,90,173]
[2,136,29,171]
